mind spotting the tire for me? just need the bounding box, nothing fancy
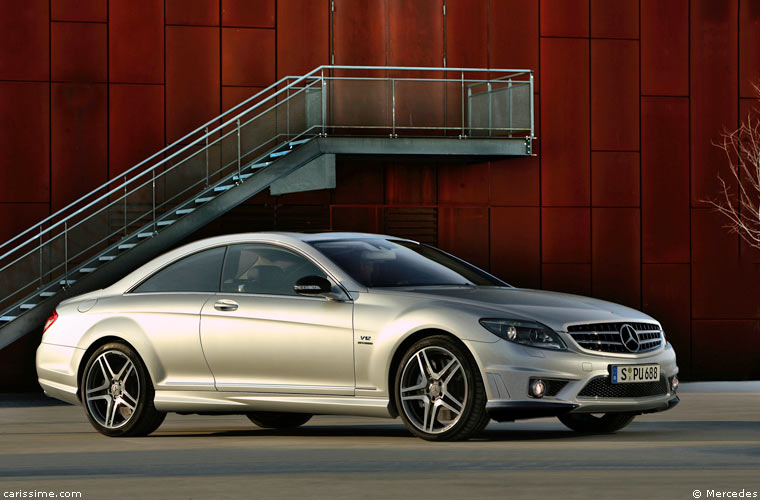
[80,342,166,437]
[247,412,312,429]
[393,335,488,441]
[558,412,636,433]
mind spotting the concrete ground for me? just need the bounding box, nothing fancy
[0,387,758,500]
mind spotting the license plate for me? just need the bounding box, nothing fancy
[610,364,660,384]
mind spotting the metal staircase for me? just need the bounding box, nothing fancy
[0,65,534,349]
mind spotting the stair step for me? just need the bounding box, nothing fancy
[249,161,271,170]
[270,150,291,158]
[137,232,153,239]
[0,316,16,322]
[289,138,310,147]
[39,292,56,297]
[19,304,36,310]
[157,220,175,227]
[195,196,214,204]
[118,243,136,250]
[232,173,253,181]
[214,185,233,192]
[79,267,96,273]
[59,279,76,286]
[176,208,195,215]
[99,255,116,262]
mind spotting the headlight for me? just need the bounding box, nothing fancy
[479,319,566,350]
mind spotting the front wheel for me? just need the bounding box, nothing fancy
[80,342,166,437]
[394,335,489,441]
[558,412,635,433]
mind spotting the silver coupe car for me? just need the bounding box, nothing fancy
[36,232,679,441]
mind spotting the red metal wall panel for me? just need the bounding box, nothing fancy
[277,0,329,78]
[166,0,220,26]
[590,0,638,39]
[385,162,436,205]
[641,0,688,96]
[222,28,276,87]
[490,0,539,84]
[591,207,641,308]
[331,206,382,233]
[0,82,49,203]
[642,97,690,263]
[333,0,387,66]
[691,0,738,206]
[539,0,588,37]
[109,0,163,84]
[222,0,275,28]
[51,0,106,22]
[541,208,590,263]
[540,38,589,206]
[591,39,639,151]
[221,86,266,112]
[740,0,760,98]
[642,263,691,376]
[109,84,164,178]
[51,22,107,83]
[51,83,107,210]
[692,320,760,380]
[0,0,49,80]
[332,159,385,205]
[446,0,487,69]
[490,207,540,288]
[541,263,591,296]
[166,26,220,142]
[438,206,489,269]
[591,152,639,207]
[491,158,539,207]
[438,163,489,205]
[691,209,760,319]
[389,0,443,68]
[0,203,49,242]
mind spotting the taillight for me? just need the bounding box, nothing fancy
[43,310,58,333]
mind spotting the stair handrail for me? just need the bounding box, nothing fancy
[0,67,327,262]
[0,65,532,264]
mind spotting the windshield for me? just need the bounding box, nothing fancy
[310,239,507,288]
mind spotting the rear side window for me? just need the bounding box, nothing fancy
[132,246,226,293]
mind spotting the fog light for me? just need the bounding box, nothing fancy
[529,379,545,398]
[671,376,679,392]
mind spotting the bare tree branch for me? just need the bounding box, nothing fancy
[703,91,760,249]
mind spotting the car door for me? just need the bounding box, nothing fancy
[200,243,355,395]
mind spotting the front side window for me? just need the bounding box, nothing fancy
[310,239,507,288]
[132,246,226,293]
[221,244,326,296]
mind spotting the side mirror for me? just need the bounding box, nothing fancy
[294,275,332,296]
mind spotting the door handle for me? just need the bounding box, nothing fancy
[214,299,238,312]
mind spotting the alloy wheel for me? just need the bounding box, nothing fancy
[84,350,140,429]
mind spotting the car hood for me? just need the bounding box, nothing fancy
[373,286,656,332]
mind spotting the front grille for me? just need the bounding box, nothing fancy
[578,376,671,399]
[566,322,663,353]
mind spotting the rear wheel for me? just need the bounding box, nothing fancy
[247,412,312,429]
[80,342,166,437]
[394,335,488,441]
[558,412,635,433]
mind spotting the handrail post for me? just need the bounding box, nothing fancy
[236,118,242,182]
[391,78,396,138]
[286,86,291,140]
[460,70,465,139]
[487,81,492,137]
[123,177,127,236]
[508,78,513,138]
[204,127,209,187]
[152,170,157,234]
[321,68,326,136]
[38,227,43,288]
[63,222,68,288]
[529,72,535,139]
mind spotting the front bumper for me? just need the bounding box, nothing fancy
[467,338,680,422]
